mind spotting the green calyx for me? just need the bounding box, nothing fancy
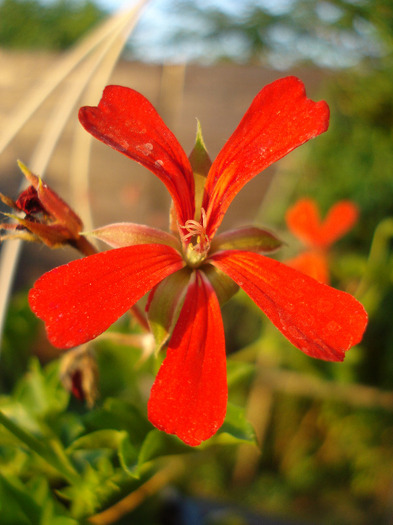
[188,120,212,221]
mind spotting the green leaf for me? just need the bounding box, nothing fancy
[0,411,80,484]
[0,474,78,524]
[12,358,69,417]
[118,433,139,477]
[0,474,41,525]
[68,428,139,478]
[1,292,38,390]
[138,429,192,467]
[68,429,128,451]
[83,398,151,445]
[227,359,255,388]
[213,403,257,445]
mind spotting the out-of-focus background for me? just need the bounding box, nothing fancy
[0,1,393,524]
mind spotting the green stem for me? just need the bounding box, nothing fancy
[356,217,393,299]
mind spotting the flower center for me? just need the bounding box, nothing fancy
[180,208,210,268]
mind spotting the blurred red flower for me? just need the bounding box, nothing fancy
[286,198,359,284]
[28,77,367,446]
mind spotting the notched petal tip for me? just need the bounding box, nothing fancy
[203,76,330,238]
[79,85,195,226]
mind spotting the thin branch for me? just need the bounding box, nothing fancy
[258,366,393,411]
[88,459,184,524]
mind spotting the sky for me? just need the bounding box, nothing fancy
[94,0,292,16]
[90,0,379,68]
[40,0,381,68]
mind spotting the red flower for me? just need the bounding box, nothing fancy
[28,77,367,446]
[286,198,359,283]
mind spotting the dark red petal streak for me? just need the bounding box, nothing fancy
[211,251,367,361]
[148,271,227,446]
[29,244,184,349]
[203,77,329,237]
[79,86,194,225]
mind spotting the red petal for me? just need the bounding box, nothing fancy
[286,198,322,247]
[210,250,368,362]
[318,201,358,247]
[79,86,195,225]
[202,77,329,237]
[148,271,227,446]
[29,244,184,349]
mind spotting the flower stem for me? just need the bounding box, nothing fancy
[72,235,98,256]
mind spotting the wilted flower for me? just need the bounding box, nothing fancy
[0,161,94,254]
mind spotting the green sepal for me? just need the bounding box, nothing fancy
[86,222,180,251]
[210,225,283,253]
[188,120,212,220]
[202,264,239,306]
[146,267,192,353]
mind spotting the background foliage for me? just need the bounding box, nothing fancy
[0,0,104,50]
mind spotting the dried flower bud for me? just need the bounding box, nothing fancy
[1,161,95,254]
[59,346,99,408]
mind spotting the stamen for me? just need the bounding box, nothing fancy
[179,208,210,266]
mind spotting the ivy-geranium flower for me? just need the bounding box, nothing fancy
[286,198,359,283]
[28,77,368,446]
